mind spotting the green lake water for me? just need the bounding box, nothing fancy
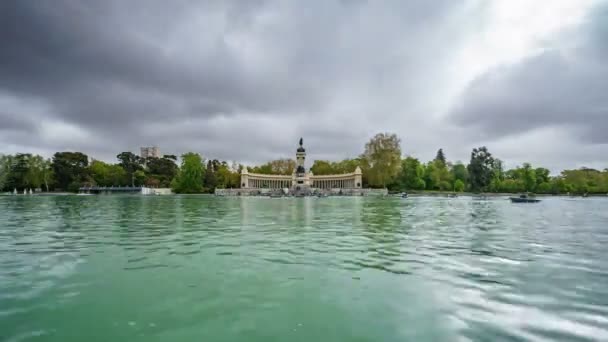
[1,195,607,341]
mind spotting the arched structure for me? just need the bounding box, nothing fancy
[241,139,362,190]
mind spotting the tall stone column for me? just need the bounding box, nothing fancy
[354,166,362,188]
[241,168,249,188]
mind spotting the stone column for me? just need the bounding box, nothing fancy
[354,166,362,188]
[241,169,249,188]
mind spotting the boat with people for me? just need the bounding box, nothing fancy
[401,192,408,198]
[510,193,541,203]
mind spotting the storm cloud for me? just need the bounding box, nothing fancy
[0,0,606,171]
[450,4,608,144]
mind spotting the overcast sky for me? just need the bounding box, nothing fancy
[1,0,606,172]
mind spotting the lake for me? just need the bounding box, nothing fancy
[1,195,607,341]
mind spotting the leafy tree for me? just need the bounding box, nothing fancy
[6,154,31,190]
[117,152,143,186]
[435,148,446,166]
[145,155,178,187]
[487,159,504,192]
[172,152,204,193]
[134,170,146,186]
[536,182,552,193]
[551,177,571,194]
[310,160,334,175]
[423,162,435,190]
[145,176,161,188]
[454,179,465,192]
[360,133,401,188]
[535,168,550,185]
[0,155,14,191]
[560,168,607,194]
[249,159,295,175]
[309,159,364,177]
[399,157,426,190]
[214,163,240,189]
[52,152,89,191]
[467,147,495,192]
[521,163,537,192]
[0,154,54,192]
[203,160,217,191]
[451,162,468,185]
[89,160,128,186]
[429,159,452,190]
[40,158,54,192]
[500,179,525,193]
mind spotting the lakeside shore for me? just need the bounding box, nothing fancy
[2,191,607,198]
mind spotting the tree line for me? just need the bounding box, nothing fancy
[1,132,607,194]
[0,151,240,194]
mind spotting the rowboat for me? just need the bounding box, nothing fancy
[510,194,541,203]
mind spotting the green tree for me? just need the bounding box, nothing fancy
[360,133,402,188]
[535,167,550,185]
[249,159,295,175]
[451,162,468,185]
[454,179,465,192]
[0,155,14,191]
[215,163,239,189]
[560,168,605,194]
[521,163,537,192]
[536,182,552,193]
[134,170,146,186]
[172,153,204,193]
[203,159,217,191]
[89,160,128,186]
[430,159,452,190]
[423,162,435,190]
[310,160,334,175]
[500,179,525,193]
[145,155,178,187]
[24,155,55,191]
[399,157,426,190]
[467,147,494,192]
[6,154,31,190]
[40,158,54,192]
[117,152,143,187]
[52,152,89,191]
[435,148,446,166]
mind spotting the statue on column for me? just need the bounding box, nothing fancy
[299,137,303,146]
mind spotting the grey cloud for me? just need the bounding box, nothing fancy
[449,4,608,144]
[0,0,463,163]
[1,0,604,171]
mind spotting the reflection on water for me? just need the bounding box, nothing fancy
[1,195,608,341]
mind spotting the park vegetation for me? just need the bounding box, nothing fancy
[1,132,607,194]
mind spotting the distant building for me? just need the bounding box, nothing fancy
[241,138,362,190]
[215,138,386,196]
[140,146,160,159]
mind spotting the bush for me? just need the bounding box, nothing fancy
[67,181,82,193]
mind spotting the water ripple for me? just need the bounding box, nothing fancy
[1,195,607,341]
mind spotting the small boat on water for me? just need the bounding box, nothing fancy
[510,194,541,203]
[401,192,408,198]
[447,193,458,198]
